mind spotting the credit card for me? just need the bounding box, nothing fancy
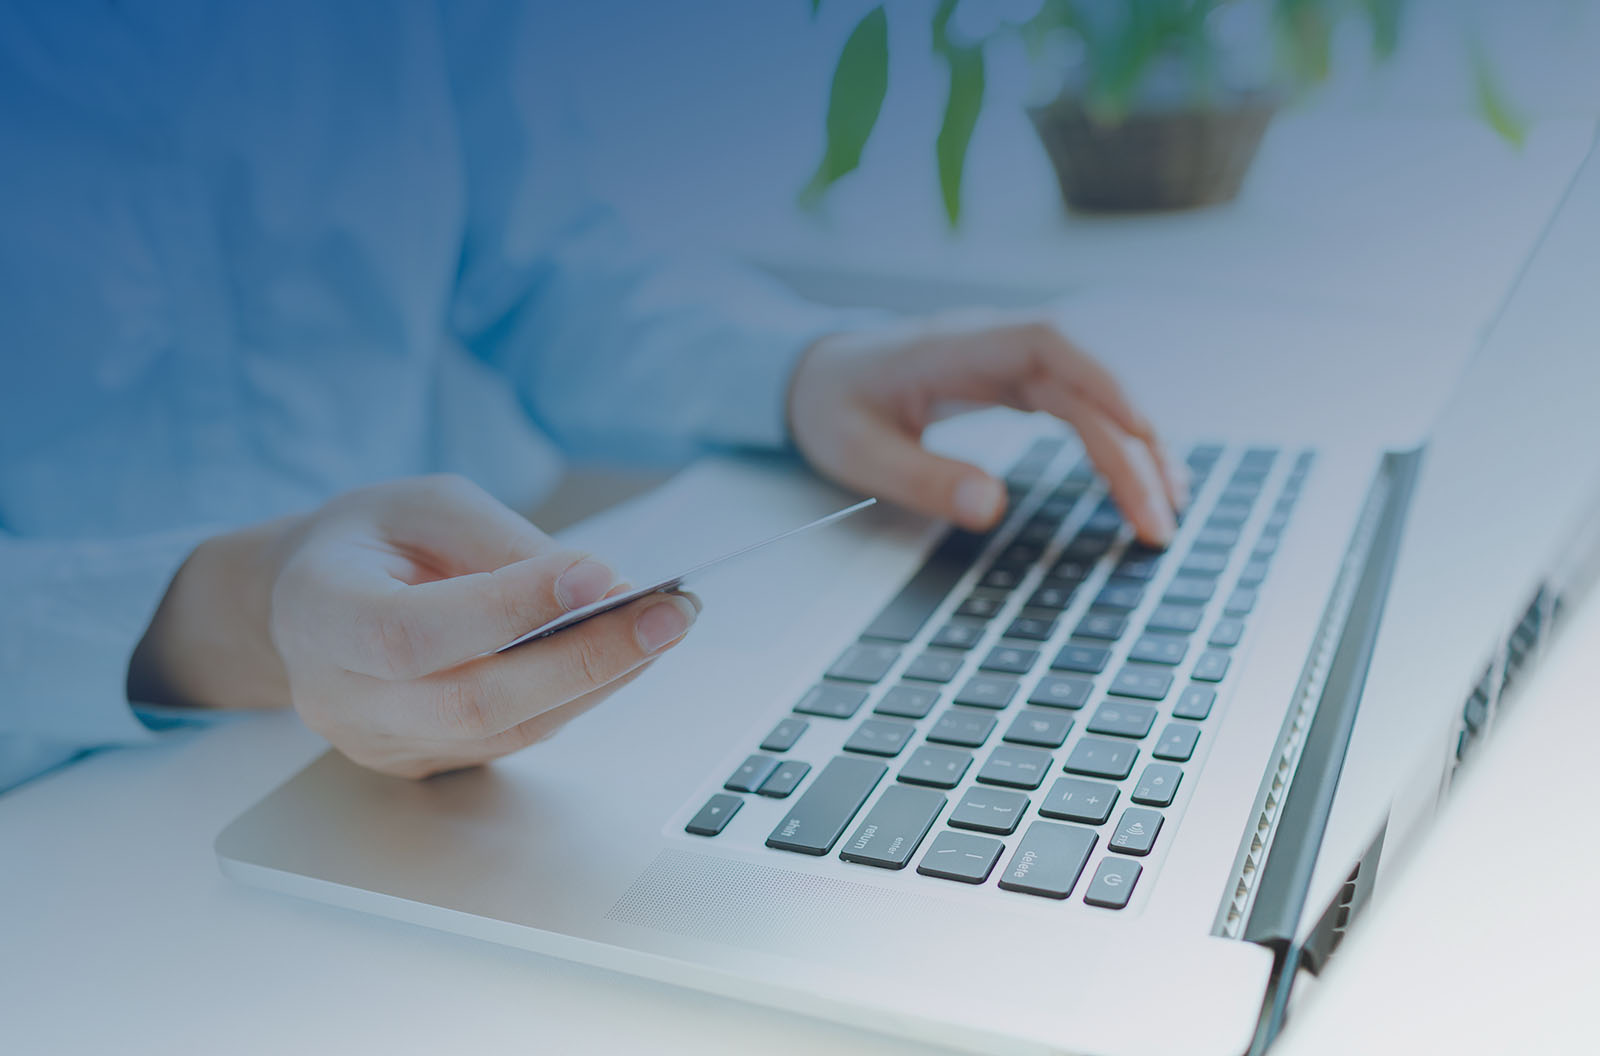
[494,497,877,653]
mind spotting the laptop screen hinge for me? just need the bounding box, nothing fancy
[1216,448,1422,947]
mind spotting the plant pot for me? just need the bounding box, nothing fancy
[1026,95,1276,213]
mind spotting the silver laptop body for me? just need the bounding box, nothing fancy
[217,134,1600,1056]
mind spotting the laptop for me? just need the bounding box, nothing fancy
[216,133,1600,1055]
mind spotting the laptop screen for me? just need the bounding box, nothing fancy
[1307,130,1600,932]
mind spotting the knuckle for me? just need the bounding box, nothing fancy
[564,627,624,690]
[362,604,430,681]
[434,677,495,738]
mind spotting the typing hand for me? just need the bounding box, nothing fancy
[130,475,696,778]
[787,314,1187,544]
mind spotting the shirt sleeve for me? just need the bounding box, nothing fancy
[0,528,213,794]
[438,1,844,465]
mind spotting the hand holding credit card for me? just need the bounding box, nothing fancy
[494,498,877,653]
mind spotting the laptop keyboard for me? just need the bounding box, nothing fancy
[683,437,1314,910]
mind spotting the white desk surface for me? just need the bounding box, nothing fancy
[2,118,1595,1055]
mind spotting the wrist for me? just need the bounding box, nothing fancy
[127,515,301,711]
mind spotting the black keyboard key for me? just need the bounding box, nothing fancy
[760,717,809,753]
[839,785,946,869]
[1061,535,1113,562]
[685,793,743,837]
[899,745,973,789]
[1208,502,1253,528]
[1049,559,1093,582]
[1146,604,1203,634]
[903,650,965,683]
[1109,665,1174,701]
[827,642,901,683]
[758,760,812,798]
[1029,675,1093,710]
[928,708,997,748]
[917,831,1004,884]
[1179,550,1229,577]
[976,746,1053,789]
[995,543,1044,569]
[1109,807,1164,856]
[980,645,1038,675]
[1132,763,1183,806]
[979,566,1023,590]
[1087,701,1158,739]
[1237,559,1270,588]
[1094,581,1145,612]
[1113,554,1160,582]
[795,682,868,719]
[725,754,780,793]
[875,684,940,719]
[1005,615,1057,642]
[1208,617,1246,648]
[1039,777,1119,824]
[1074,609,1129,641]
[1052,642,1111,674]
[1192,650,1231,682]
[1128,633,1188,666]
[1173,684,1216,721]
[956,593,1007,619]
[1192,526,1239,551]
[1252,535,1281,559]
[843,719,917,757]
[931,620,986,650]
[1162,577,1215,606]
[1240,446,1279,469]
[1003,709,1073,748]
[949,786,1029,834]
[1224,587,1258,616]
[1064,737,1139,780]
[1026,584,1077,611]
[954,674,1019,709]
[1084,857,1142,908]
[997,821,1097,899]
[1153,723,1201,762]
[766,755,887,855]
[861,531,987,642]
[1016,520,1058,546]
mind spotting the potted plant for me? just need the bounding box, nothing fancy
[800,0,1522,222]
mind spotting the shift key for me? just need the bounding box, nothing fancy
[767,755,887,856]
[840,785,946,869]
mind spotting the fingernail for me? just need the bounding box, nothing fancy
[954,475,1004,528]
[1146,498,1178,547]
[1172,464,1193,512]
[556,559,615,610]
[636,595,697,653]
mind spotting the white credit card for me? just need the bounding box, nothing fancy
[494,497,877,653]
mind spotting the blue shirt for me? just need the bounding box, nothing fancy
[0,1,834,793]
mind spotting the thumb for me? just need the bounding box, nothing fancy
[848,417,1006,531]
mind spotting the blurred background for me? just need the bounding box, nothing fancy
[532,0,1600,526]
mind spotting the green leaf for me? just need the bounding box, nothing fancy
[935,44,985,227]
[808,0,822,18]
[1361,0,1404,59]
[931,0,985,227]
[1471,42,1526,148]
[799,6,890,208]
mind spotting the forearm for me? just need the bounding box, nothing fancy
[127,516,301,712]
